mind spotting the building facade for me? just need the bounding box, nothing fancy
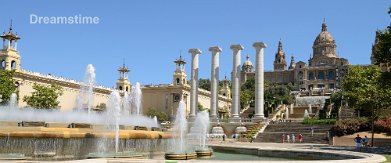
[241,21,349,96]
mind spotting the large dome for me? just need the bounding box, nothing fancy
[313,22,335,45]
[312,21,338,58]
[242,55,254,72]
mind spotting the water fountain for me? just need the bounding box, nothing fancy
[189,111,212,157]
[304,109,309,118]
[235,124,247,138]
[165,101,196,160]
[209,121,225,138]
[122,93,131,115]
[78,64,96,113]
[153,116,158,126]
[131,82,142,116]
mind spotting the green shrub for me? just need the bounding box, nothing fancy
[303,118,336,124]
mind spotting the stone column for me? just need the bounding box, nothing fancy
[230,44,244,119]
[189,48,202,119]
[209,46,222,119]
[253,42,267,120]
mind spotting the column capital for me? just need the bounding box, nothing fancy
[188,48,202,55]
[230,44,244,51]
[209,46,222,53]
[253,42,267,49]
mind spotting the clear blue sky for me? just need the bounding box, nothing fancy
[0,0,389,87]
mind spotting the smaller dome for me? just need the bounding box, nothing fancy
[242,55,253,67]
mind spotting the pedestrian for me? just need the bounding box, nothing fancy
[354,134,362,151]
[298,133,303,143]
[282,134,285,143]
[363,135,369,147]
[287,134,290,143]
[292,134,295,143]
[310,127,314,137]
[223,134,226,141]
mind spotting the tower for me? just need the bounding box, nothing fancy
[289,54,295,69]
[0,21,21,71]
[312,20,337,58]
[220,75,231,98]
[173,54,187,85]
[116,64,131,94]
[273,40,287,71]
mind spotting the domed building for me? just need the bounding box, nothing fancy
[242,21,349,96]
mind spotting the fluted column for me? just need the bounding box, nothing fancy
[189,48,202,118]
[253,42,267,120]
[209,46,222,119]
[230,44,244,119]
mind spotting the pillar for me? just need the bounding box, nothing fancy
[189,48,202,118]
[230,44,244,119]
[253,42,267,120]
[209,46,222,119]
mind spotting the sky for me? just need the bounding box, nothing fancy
[0,0,389,88]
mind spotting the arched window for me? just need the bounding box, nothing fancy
[328,71,335,80]
[11,60,16,69]
[298,71,303,80]
[1,60,6,68]
[176,78,180,84]
[318,72,325,80]
[119,86,123,90]
[126,86,128,92]
[309,72,314,80]
[223,93,226,96]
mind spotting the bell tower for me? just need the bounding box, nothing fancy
[0,20,21,71]
[173,54,187,85]
[273,39,287,71]
[220,75,231,98]
[116,63,131,94]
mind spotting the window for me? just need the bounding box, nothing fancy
[318,72,324,80]
[1,60,5,68]
[298,71,303,80]
[309,72,314,80]
[119,86,123,90]
[11,60,16,69]
[223,93,226,96]
[318,84,325,88]
[328,71,335,80]
[176,78,180,84]
[126,86,128,92]
[329,84,335,89]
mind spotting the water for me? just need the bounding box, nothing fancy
[153,116,158,126]
[131,82,142,116]
[198,151,291,161]
[78,64,96,113]
[106,91,121,153]
[304,109,309,118]
[8,93,17,109]
[171,100,187,153]
[189,111,209,150]
[122,93,131,115]
[296,96,329,106]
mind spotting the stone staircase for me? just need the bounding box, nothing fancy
[241,122,263,139]
[338,106,356,119]
[256,122,333,144]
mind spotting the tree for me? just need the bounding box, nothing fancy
[146,108,169,122]
[372,7,391,67]
[23,84,63,109]
[240,90,252,110]
[264,84,294,105]
[198,78,211,91]
[0,70,16,105]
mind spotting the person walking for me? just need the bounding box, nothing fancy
[287,134,290,143]
[310,127,314,137]
[298,133,303,143]
[354,134,362,151]
[292,134,296,143]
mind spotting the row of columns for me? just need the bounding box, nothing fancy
[188,42,267,121]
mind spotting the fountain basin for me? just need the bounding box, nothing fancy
[164,152,197,160]
[195,149,213,157]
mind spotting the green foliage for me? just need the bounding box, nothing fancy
[303,118,336,125]
[146,108,169,122]
[0,70,16,105]
[23,84,63,109]
[240,90,252,110]
[264,83,294,105]
[96,103,106,110]
[198,78,211,91]
[372,8,391,65]
[342,65,391,116]
[197,102,206,112]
